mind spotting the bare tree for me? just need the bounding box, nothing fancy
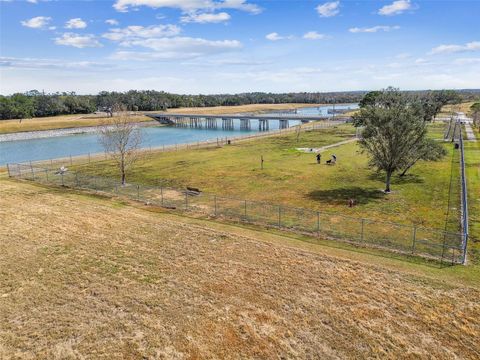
[98,105,142,185]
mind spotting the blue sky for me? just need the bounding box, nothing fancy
[0,0,479,94]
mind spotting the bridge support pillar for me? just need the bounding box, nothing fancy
[279,119,289,129]
[240,118,251,130]
[259,119,269,131]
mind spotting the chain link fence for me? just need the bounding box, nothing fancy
[7,161,465,265]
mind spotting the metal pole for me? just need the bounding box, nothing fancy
[137,184,140,201]
[214,195,217,216]
[361,219,365,242]
[6,164,11,177]
[161,187,164,206]
[317,211,320,237]
[412,226,417,254]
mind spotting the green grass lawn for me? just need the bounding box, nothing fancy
[464,128,480,262]
[75,123,458,232]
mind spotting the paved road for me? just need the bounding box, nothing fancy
[456,112,477,141]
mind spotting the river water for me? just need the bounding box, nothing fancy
[0,104,358,165]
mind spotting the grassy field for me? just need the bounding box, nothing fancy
[74,123,458,231]
[1,179,479,359]
[439,101,477,118]
[0,113,153,134]
[0,103,325,135]
[464,128,480,264]
[161,103,329,115]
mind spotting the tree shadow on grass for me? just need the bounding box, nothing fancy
[307,187,385,205]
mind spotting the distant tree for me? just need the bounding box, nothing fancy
[359,91,382,108]
[98,105,142,185]
[353,87,427,193]
[399,138,447,176]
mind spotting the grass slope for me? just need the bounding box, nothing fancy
[0,114,153,134]
[0,179,479,359]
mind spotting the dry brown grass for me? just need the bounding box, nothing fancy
[0,113,152,134]
[163,103,325,115]
[1,179,479,359]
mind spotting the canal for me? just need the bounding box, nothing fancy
[0,104,358,165]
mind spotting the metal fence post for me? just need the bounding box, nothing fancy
[6,164,11,177]
[317,211,320,238]
[161,187,164,206]
[412,226,417,254]
[137,184,140,200]
[214,195,217,216]
[361,219,365,242]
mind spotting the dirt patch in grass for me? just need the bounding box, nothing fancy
[1,180,479,359]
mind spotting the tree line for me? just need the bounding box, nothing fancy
[1,88,478,120]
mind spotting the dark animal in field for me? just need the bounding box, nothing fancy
[326,159,332,165]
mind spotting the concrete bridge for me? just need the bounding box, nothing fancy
[147,113,349,131]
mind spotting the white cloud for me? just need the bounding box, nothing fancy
[0,56,114,70]
[113,0,261,14]
[303,31,327,40]
[21,16,51,29]
[316,1,340,17]
[181,12,231,23]
[378,0,413,16]
[105,19,119,26]
[429,41,480,55]
[265,32,293,41]
[103,24,181,42]
[349,25,400,33]
[65,18,87,29]
[54,33,103,48]
[27,0,38,3]
[111,37,241,60]
[454,58,480,65]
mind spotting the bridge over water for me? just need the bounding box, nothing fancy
[147,113,350,131]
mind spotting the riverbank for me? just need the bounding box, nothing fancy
[0,121,159,142]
